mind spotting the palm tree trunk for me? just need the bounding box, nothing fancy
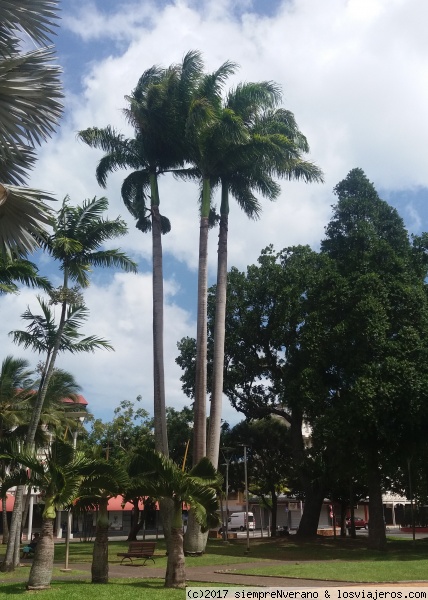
[27,515,55,590]
[207,185,229,468]
[2,495,8,544]
[150,174,174,552]
[165,503,186,588]
[91,496,109,583]
[151,174,168,456]
[193,178,210,463]
[185,179,210,557]
[0,484,24,571]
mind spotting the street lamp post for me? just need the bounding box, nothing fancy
[62,414,85,572]
[243,445,250,554]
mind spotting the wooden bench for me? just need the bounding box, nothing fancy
[117,541,157,565]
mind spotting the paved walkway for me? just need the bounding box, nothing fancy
[6,558,363,588]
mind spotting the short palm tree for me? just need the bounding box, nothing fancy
[74,460,129,584]
[0,439,122,590]
[0,1,63,254]
[78,51,204,456]
[128,449,221,588]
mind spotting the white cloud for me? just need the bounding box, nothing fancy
[13,0,428,426]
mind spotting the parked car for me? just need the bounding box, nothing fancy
[346,517,368,530]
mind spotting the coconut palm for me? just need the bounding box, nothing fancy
[0,439,123,590]
[206,87,324,468]
[128,448,221,588]
[0,1,63,254]
[78,51,204,456]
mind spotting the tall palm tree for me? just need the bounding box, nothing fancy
[183,60,238,466]
[0,439,123,590]
[78,51,204,456]
[206,87,324,467]
[128,448,221,588]
[1,196,136,572]
[0,1,63,254]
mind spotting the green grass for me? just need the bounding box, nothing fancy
[52,539,269,568]
[2,534,428,595]
[0,579,201,599]
[234,560,428,582]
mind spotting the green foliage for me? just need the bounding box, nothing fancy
[128,448,221,531]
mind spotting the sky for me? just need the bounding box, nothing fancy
[2,0,428,428]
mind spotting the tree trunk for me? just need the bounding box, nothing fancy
[193,213,210,462]
[91,497,109,583]
[207,191,229,468]
[165,526,186,588]
[0,484,24,571]
[151,174,168,457]
[2,496,8,545]
[27,516,55,590]
[367,448,386,551]
[270,488,278,536]
[296,485,325,538]
[127,502,143,541]
[186,179,211,557]
[184,509,208,556]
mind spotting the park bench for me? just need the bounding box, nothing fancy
[117,541,157,566]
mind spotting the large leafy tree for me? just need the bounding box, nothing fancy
[228,418,292,536]
[301,169,428,550]
[78,51,204,456]
[128,449,221,588]
[0,0,63,254]
[177,245,327,537]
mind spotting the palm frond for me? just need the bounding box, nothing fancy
[0,0,60,50]
[0,183,55,255]
[0,47,63,157]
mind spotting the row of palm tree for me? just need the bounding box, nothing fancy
[0,431,220,589]
[78,50,323,554]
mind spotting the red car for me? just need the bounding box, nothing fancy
[346,517,367,530]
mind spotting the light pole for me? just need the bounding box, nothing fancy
[62,414,86,572]
[243,445,250,554]
[220,447,233,542]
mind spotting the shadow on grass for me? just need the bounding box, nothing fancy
[199,535,428,563]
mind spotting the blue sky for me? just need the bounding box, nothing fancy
[2,0,428,427]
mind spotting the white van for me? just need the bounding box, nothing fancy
[228,512,255,531]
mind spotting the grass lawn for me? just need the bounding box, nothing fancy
[0,579,208,599]
[1,534,428,595]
